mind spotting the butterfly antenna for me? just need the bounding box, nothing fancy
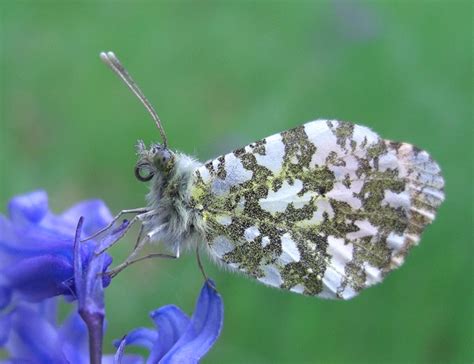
[100,51,168,147]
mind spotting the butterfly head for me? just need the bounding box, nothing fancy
[135,140,175,182]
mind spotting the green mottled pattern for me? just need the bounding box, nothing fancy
[190,120,444,299]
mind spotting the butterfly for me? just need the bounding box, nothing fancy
[94,51,444,300]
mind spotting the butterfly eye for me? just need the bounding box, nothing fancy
[134,162,155,182]
[154,148,173,169]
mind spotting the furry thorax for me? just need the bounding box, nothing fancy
[135,140,206,257]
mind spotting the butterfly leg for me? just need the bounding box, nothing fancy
[94,213,149,255]
[126,224,149,261]
[108,252,177,279]
[82,207,149,242]
[106,222,171,277]
[196,244,213,286]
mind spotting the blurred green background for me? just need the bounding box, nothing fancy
[1,1,472,363]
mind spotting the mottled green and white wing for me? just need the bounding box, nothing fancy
[190,119,444,299]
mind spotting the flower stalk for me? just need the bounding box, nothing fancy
[74,216,104,364]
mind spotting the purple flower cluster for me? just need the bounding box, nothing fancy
[0,191,223,363]
[0,190,113,307]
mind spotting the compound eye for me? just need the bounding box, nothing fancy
[160,149,172,164]
[153,148,173,170]
[134,162,154,182]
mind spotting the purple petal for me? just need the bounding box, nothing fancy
[73,217,85,307]
[147,305,190,362]
[160,280,223,364]
[0,312,11,345]
[36,298,58,326]
[107,349,144,364]
[76,251,106,315]
[113,328,157,363]
[114,338,128,364]
[59,311,88,346]
[2,255,74,302]
[112,336,151,364]
[101,253,113,288]
[0,222,75,258]
[73,218,88,310]
[0,286,12,310]
[114,328,158,350]
[46,200,113,237]
[6,305,69,363]
[58,311,89,364]
[7,190,48,225]
[95,219,130,255]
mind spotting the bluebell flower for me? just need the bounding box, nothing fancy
[0,190,113,308]
[0,190,134,363]
[115,279,224,364]
[0,298,142,364]
[0,191,225,363]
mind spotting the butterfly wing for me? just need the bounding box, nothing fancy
[190,119,444,299]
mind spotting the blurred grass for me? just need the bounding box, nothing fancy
[0,1,472,363]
